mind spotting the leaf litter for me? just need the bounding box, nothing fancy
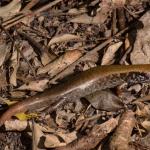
[0,0,150,149]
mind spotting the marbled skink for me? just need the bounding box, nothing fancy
[1,64,150,125]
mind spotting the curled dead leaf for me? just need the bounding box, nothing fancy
[0,43,10,67]
[101,41,123,65]
[0,69,8,91]
[55,118,118,150]
[70,5,110,24]
[4,120,56,133]
[9,50,19,86]
[32,122,44,150]
[5,120,28,131]
[37,50,83,76]
[17,79,49,92]
[0,0,21,19]
[141,120,150,131]
[44,134,66,148]
[56,131,77,144]
[68,8,86,15]
[48,34,81,46]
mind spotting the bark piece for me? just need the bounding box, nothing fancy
[110,110,135,150]
[48,34,81,46]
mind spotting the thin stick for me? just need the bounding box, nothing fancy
[35,0,63,13]
[49,26,129,83]
[2,0,64,29]
[22,0,40,11]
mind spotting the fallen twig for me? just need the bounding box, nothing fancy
[49,26,129,83]
[22,0,40,11]
[2,0,65,29]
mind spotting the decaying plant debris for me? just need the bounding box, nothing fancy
[0,0,150,149]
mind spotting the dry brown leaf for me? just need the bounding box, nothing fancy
[10,91,27,98]
[18,31,56,66]
[141,132,150,148]
[48,34,81,46]
[49,32,119,84]
[4,145,9,150]
[56,110,76,128]
[0,43,10,66]
[101,41,123,65]
[33,57,42,68]
[128,84,142,93]
[112,0,126,6]
[32,122,44,150]
[128,0,150,5]
[17,79,49,92]
[22,41,37,60]
[41,52,53,66]
[130,11,150,64]
[4,120,56,132]
[70,5,110,24]
[22,0,39,11]
[56,130,77,144]
[141,120,150,131]
[124,34,130,50]
[132,95,150,107]
[37,50,82,76]
[68,8,86,15]
[135,104,150,118]
[5,120,28,131]
[74,99,84,113]
[0,0,21,19]
[85,90,123,111]
[75,114,101,131]
[9,50,19,86]
[0,69,8,91]
[21,14,35,26]
[44,134,66,148]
